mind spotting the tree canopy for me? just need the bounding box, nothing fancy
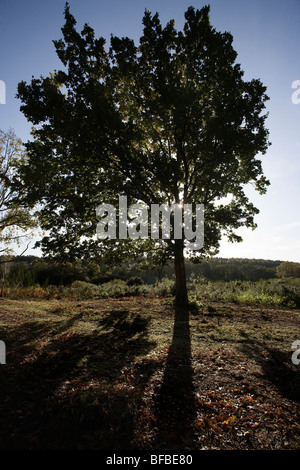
[16,3,270,303]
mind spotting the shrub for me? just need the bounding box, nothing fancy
[126,276,144,286]
[100,280,127,298]
[127,284,151,296]
[190,278,300,308]
[67,280,100,299]
[7,285,53,299]
[71,280,94,289]
[154,277,175,297]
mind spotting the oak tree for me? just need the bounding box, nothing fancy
[16,4,270,304]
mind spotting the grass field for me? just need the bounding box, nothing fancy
[0,289,299,450]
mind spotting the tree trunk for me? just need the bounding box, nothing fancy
[174,239,188,305]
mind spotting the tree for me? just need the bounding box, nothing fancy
[0,128,37,256]
[16,4,270,304]
[276,261,300,279]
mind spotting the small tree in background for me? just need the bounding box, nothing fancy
[276,261,300,279]
[0,128,37,255]
[0,128,38,294]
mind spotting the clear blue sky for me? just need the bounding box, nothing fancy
[0,0,299,262]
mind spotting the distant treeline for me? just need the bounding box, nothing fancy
[1,255,299,288]
[165,258,282,283]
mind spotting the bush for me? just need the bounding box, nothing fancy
[71,280,94,289]
[154,277,175,297]
[127,284,151,297]
[126,276,144,286]
[99,280,127,298]
[7,285,54,299]
[190,278,300,308]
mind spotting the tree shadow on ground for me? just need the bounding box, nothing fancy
[0,309,156,449]
[150,304,196,449]
[238,334,300,403]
